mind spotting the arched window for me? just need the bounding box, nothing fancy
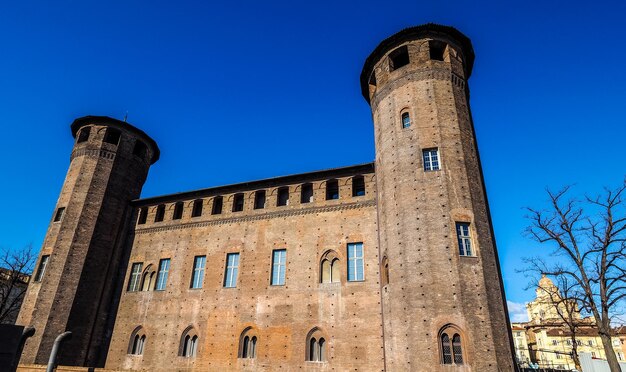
[440,325,464,365]
[401,112,411,128]
[320,251,340,283]
[306,328,327,362]
[128,326,146,355]
[179,326,198,358]
[141,265,155,291]
[238,327,258,359]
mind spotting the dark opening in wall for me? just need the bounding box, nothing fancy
[277,187,289,206]
[233,193,244,212]
[103,128,122,145]
[173,202,184,220]
[429,40,447,61]
[326,179,339,200]
[191,199,203,217]
[133,141,147,159]
[212,196,223,215]
[155,204,165,222]
[301,183,313,204]
[138,207,148,225]
[368,72,377,87]
[77,127,91,143]
[53,207,65,222]
[254,190,266,209]
[389,45,409,71]
[352,176,365,197]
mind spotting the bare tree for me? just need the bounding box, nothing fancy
[0,245,36,324]
[525,180,626,372]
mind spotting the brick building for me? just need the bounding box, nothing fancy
[17,24,516,371]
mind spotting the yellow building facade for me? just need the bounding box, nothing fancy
[512,276,626,369]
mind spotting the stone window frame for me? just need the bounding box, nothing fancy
[140,264,156,291]
[128,326,146,356]
[305,327,328,362]
[238,326,258,359]
[319,250,341,284]
[179,325,199,358]
[439,324,466,365]
[455,221,476,257]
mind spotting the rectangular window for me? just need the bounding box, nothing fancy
[173,202,184,220]
[232,193,244,212]
[34,255,50,282]
[352,176,365,197]
[271,249,286,286]
[277,187,289,206]
[53,207,65,222]
[137,207,148,225]
[127,262,143,291]
[155,258,171,291]
[326,179,339,200]
[212,196,223,215]
[224,253,240,288]
[301,183,313,203]
[191,256,206,289]
[191,199,203,217]
[456,222,473,256]
[347,242,364,281]
[423,148,440,171]
[552,340,558,346]
[254,190,266,209]
[155,204,165,222]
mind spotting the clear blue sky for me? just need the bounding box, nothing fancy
[1,1,624,321]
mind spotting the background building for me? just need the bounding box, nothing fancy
[512,276,626,370]
[17,24,516,371]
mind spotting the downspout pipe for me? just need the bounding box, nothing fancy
[11,327,35,372]
[46,331,72,372]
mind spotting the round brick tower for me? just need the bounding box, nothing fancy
[17,116,159,367]
[361,24,515,371]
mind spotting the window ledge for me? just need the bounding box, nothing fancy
[459,255,478,259]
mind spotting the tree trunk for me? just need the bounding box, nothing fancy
[598,332,621,372]
[571,339,582,371]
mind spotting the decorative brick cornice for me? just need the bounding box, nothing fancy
[135,199,376,234]
[71,147,116,161]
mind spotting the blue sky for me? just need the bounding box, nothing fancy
[1,1,624,322]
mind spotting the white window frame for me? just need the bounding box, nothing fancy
[347,242,364,282]
[155,258,170,291]
[423,148,441,171]
[191,256,206,289]
[271,249,287,286]
[224,253,240,288]
[456,222,473,257]
[128,262,143,291]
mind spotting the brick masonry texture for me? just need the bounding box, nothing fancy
[17,24,516,371]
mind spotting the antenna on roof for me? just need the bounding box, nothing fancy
[124,111,128,123]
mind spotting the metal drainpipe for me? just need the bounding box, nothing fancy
[46,331,72,372]
[11,327,35,372]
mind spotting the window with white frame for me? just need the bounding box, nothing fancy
[347,242,364,281]
[422,148,440,171]
[190,256,206,289]
[271,249,286,286]
[456,222,473,256]
[34,255,50,282]
[127,262,143,292]
[155,258,170,291]
[224,253,240,288]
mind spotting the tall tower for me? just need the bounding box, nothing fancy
[17,116,159,367]
[361,25,515,370]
